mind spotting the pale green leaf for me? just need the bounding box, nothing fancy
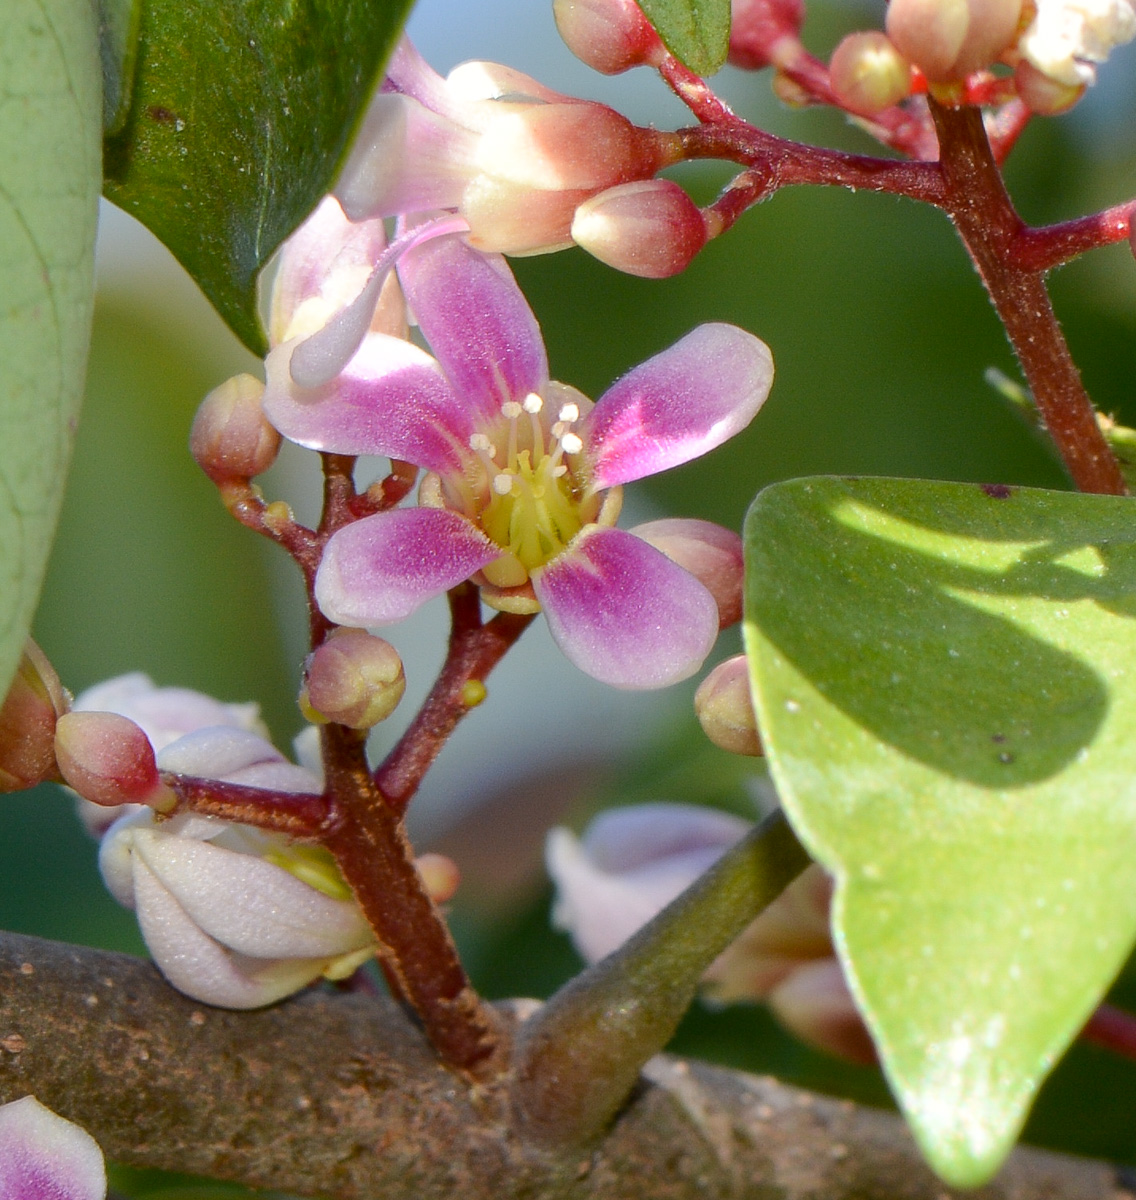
[744,477,1136,1186]
[0,0,101,698]
[96,0,141,135]
[638,0,730,75]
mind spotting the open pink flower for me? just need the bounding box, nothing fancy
[264,235,773,689]
[0,1096,105,1200]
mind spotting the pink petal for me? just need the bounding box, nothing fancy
[263,335,472,473]
[315,508,502,625]
[0,1097,105,1200]
[580,324,773,488]
[397,234,548,423]
[532,526,719,689]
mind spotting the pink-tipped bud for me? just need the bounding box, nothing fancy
[571,180,711,278]
[554,0,664,73]
[694,655,763,757]
[301,629,406,730]
[886,0,1022,81]
[829,32,913,115]
[1014,57,1085,113]
[0,640,68,791]
[416,852,461,904]
[55,711,174,810]
[191,373,281,483]
[631,518,743,628]
[728,0,806,69]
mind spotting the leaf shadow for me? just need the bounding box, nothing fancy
[747,479,1136,788]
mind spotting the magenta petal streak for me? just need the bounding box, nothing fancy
[532,526,719,689]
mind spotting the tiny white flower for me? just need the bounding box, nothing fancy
[1019,0,1136,85]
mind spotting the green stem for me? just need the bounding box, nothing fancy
[511,808,811,1148]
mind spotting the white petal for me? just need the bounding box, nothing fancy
[0,1096,105,1200]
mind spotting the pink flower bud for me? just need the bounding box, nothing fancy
[886,0,1023,81]
[728,0,806,69]
[416,852,461,904]
[694,655,763,757]
[0,640,68,792]
[55,711,175,810]
[553,0,665,73]
[191,373,281,483]
[301,629,406,729]
[1014,57,1085,112]
[829,32,914,115]
[571,180,711,279]
[630,518,743,628]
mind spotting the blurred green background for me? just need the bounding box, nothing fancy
[6,0,1136,1192]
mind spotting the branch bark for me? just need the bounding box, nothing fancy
[0,931,1128,1200]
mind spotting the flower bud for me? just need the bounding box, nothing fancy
[191,373,281,483]
[416,852,461,903]
[829,32,913,115]
[886,0,1022,81]
[630,518,743,628]
[572,180,710,278]
[694,655,763,757]
[301,629,406,729]
[0,639,68,791]
[55,711,175,810]
[553,0,665,73]
[1014,56,1086,111]
[728,0,806,69]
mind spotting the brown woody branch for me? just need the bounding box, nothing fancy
[0,931,1128,1200]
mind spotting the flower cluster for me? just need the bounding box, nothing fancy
[547,803,874,1063]
[263,210,771,689]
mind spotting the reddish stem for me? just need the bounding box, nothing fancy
[375,583,536,816]
[928,99,1127,495]
[319,723,505,1078]
[1013,198,1136,272]
[163,774,331,838]
[1082,1003,1136,1061]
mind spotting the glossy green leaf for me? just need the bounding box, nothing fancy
[0,0,101,698]
[638,0,730,75]
[102,0,414,355]
[744,477,1136,1186]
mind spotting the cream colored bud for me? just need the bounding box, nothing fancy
[886,0,1022,80]
[554,0,664,73]
[0,639,68,791]
[1014,56,1086,111]
[191,373,281,483]
[302,629,406,729]
[694,656,763,757]
[829,32,913,114]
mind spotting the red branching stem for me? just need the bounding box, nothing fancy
[375,584,536,816]
[1013,198,1136,272]
[218,481,319,572]
[318,722,505,1078]
[682,122,945,203]
[657,53,736,123]
[928,99,1127,495]
[162,774,331,838]
[1082,1003,1136,1061]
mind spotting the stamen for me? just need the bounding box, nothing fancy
[558,402,579,423]
[469,433,492,452]
[493,473,514,496]
[560,432,583,455]
[501,400,523,420]
[523,392,544,414]
[552,465,568,477]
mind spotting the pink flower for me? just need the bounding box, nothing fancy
[263,234,773,689]
[0,1096,105,1200]
[334,39,681,256]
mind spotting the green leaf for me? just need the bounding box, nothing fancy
[744,477,1136,1186]
[102,0,414,355]
[96,0,142,135]
[0,0,101,698]
[638,0,730,76]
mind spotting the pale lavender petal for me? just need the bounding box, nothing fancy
[263,335,472,473]
[0,1096,105,1200]
[581,802,751,873]
[269,196,388,348]
[383,37,461,118]
[580,324,773,488]
[397,234,548,422]
[532,526,718,688]
[335,94,476,221]
[130,829,372,958]
[131,858,329,1009]
[156,726,285,779]
[316,508,501,625]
